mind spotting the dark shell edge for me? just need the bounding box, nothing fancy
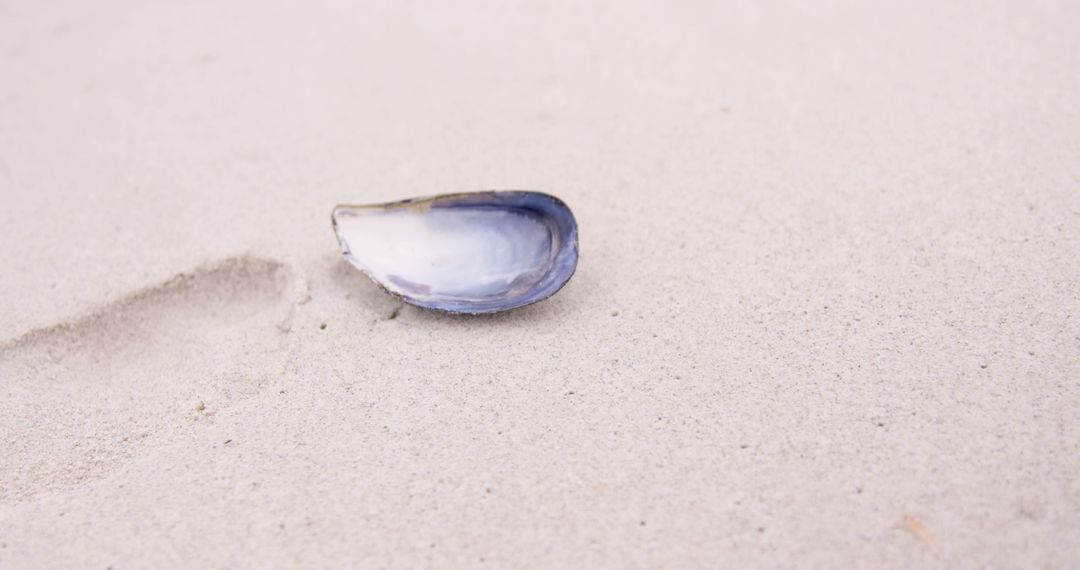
[331,190,579,315]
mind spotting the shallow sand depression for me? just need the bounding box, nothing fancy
[1,1,1079,568]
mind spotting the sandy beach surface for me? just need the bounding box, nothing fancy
[2,0,1079,567]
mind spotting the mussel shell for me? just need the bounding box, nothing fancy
[332,191,578,314]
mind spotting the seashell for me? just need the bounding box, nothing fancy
[332,191,578,314]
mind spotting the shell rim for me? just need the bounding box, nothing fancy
[330,190,579,315]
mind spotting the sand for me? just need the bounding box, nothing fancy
[1,0,1079,567]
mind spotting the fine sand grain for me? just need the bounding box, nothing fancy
[1,1,1079,568]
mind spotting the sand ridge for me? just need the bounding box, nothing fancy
[0,256,296,501]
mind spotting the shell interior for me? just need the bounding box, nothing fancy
[332,192,578,313]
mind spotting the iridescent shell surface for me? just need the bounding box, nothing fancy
[332,191,578,314]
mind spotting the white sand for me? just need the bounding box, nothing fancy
[1,1,1079,567]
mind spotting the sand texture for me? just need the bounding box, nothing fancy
[1,0,1079,567]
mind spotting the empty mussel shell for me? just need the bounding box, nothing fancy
[332,191,579,314]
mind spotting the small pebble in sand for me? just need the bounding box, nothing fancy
[903,515,939,554]
[610,310,620,317]
[194,401,206,412]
